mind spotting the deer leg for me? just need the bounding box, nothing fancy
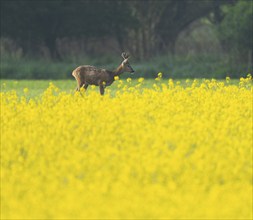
[83,84,89,91]
[99,85,105,95]
[74,76,82,91]
[78,82,85,91]
[79,83,88,92]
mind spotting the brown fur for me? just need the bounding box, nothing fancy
[72,53,134,95]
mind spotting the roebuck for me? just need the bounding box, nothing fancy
[72,52,134,95]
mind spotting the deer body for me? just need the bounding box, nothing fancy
[73,65,115,86]
[72,53,134,95]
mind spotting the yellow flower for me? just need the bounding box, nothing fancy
[138,77,144,83]
[114,76,119,81]
[127,78,132,83]
[158,72,163,78]
[23,88,29,94]
[1,76,252,219]
[246,73,252,79]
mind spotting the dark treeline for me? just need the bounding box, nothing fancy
[0,0,236,59]
[0,0,252,79]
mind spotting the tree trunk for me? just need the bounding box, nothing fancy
[45,37,61,60]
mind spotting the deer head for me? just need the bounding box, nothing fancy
[121,52,134,74]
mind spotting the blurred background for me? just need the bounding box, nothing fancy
[0,0,252,79]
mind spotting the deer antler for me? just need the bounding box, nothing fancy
[121,52,129,60]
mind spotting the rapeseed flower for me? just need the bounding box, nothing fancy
[1,76,252,219]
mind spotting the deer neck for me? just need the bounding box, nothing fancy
[112,64,124,76]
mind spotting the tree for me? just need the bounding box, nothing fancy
[1,0,70,59]
[1,0,235,60]
[125,0,235,59]
[125,1,166,59]
[216,0,253,65]
[0,0,135,59]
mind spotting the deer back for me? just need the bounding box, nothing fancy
[72,65,114,86]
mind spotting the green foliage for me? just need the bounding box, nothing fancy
[0,59,76,79]
[217,1,253,57]
[1,0,136,59]
[134,54,250,79]
[1,0,232,59]
[1,54,250,80]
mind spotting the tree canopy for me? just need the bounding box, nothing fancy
[216,0,253,63]
[0,0,239,59]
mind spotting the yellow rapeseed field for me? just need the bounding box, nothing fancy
[1,75,252,219]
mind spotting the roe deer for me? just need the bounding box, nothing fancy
[72,52,134,95]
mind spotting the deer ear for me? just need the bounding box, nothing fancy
[121,52,129,60]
